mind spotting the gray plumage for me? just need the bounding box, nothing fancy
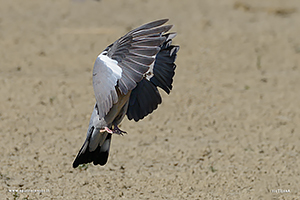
[73,19,179,168]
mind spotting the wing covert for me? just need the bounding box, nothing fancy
[106,19,173,95]
[92,53,121,118]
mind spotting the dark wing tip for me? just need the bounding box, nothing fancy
[156,18,169,23]
[126,19,170,36]
[137,18,169,29]
[150,32,179,94]
[126,79,162,122]
[146,18,169,26]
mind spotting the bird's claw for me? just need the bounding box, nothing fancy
[112,125,127,136]
[99,126,127,136]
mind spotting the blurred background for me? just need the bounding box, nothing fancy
[0,0,299,199]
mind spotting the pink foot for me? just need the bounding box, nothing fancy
[99,127,113,134]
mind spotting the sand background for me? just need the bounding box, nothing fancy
[1,0,300,199]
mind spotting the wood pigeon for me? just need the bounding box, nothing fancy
[73,19,179,168]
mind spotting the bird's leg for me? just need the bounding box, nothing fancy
[112,124,127,136]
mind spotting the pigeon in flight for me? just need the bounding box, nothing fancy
[73,19,179,168]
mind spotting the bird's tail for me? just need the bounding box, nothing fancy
[73,127,112,168]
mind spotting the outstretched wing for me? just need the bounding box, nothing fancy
[127,33,179,121]
[108,19,172,94]
[93,19,172,118]
[92,54,121,119]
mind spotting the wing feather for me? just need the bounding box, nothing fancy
[93,54,121,118]
[129,46,160,57]
[93,19,174,116]
[126,19,169,35]
[132,25,172,38]
[126,33,179,121]
[106,19,172,94]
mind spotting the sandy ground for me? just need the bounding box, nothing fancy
[1,0,300,199]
